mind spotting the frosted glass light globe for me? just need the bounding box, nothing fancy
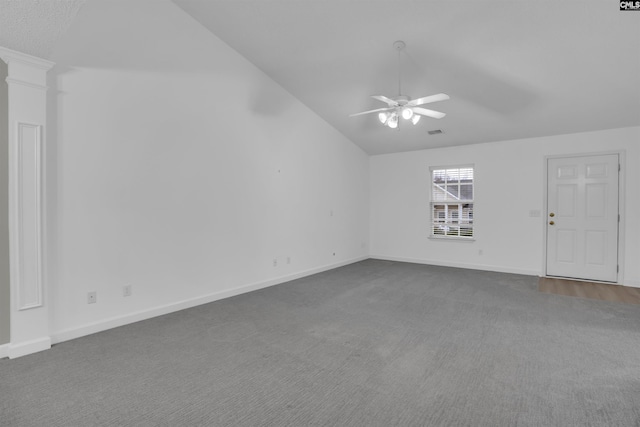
[401,107,413,120]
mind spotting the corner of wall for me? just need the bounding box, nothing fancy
[0,59,9,346]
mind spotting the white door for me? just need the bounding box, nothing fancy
[546,154,619,282]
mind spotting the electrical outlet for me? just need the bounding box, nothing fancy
[87,291,97,304]
[123,285,132,297]
[273,258,277,267]
[286,256,291,264]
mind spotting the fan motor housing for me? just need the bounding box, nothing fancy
[393,40,406,51]
[394,95,410,106]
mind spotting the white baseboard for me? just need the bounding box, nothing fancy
[624,279,640,288]
[370,255,539,277]
[51,255,368,345]
[0,343,8,359]
[7,336,51,359]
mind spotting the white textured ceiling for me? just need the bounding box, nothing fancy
[1,1,638,155]
[0,0,85,59]
[173,0,640,155]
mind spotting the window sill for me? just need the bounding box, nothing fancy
[429,235,476,242]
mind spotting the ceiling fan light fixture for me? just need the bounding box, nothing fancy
[401,107,414,120]
[388,114,398,129]
[348,41,449,129]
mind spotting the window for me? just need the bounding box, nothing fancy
[431,166,474,238]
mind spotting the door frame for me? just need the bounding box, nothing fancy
[542,150,626,284]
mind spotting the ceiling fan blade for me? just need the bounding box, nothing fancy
[371,95,399,107]
[349,107,394,117]
[407,93,450,107]
[413,107,446,119]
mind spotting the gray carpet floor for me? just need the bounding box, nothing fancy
[2,259,640,426]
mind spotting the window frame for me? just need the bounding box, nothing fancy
[429,165,475,240]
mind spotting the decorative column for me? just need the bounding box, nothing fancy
[0,47,54,358]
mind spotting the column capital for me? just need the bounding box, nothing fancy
[0,46,54,90]
[0,46,54,70]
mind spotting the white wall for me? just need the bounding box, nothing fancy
[46,0,369,341]
[370,126,640,287]
[0,60,8,345]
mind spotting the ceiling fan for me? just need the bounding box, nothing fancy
[350,41,449,129]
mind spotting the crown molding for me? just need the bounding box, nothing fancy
[0,46,54,70]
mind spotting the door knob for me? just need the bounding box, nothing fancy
[549,221,555,225]
[549,213,555,217]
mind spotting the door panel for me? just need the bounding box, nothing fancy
[585,230,606,265]
[557,185,576,217]
[546,154,619,282]
[555,230,576,263]
[586,184,606,218]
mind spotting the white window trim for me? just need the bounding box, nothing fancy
[429,164,475,240]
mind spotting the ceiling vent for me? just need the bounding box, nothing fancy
[428,129,444,135]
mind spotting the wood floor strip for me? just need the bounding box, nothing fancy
[538,277,640,305]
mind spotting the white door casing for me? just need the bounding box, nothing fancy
[546,154,619,282]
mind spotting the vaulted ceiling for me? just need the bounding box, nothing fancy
[172,0,639,155]
[0,0,84,59]
[1,0,639,155]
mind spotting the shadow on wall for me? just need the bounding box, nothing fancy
[0,60,9,345]
[44,64,67,333]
